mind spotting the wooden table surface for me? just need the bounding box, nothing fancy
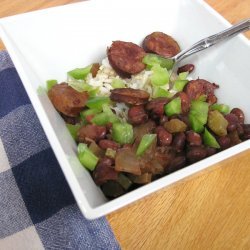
[0,1,249,249]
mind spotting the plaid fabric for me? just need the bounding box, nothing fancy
[0,51,120,250]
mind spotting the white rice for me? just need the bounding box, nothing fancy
[85,57,156,97]
[73,57,181,120]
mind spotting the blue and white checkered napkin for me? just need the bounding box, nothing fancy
[0,51,120,250]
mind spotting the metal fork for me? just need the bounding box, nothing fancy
[170,18,250,71]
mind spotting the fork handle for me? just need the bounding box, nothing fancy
[174,18,250,63]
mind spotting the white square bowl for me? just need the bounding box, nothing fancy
[0,0,249,219]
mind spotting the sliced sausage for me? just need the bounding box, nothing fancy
[48,83,88,117]
[77,124,106,143]
[142,32,180,58]
[128,105,148,125]
[184,79,219,104]
[110,88,150,105]
[107,41,146,78]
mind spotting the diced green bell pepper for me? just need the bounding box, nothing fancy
[164,97,182,117]
[151,64,170,86]
[190,100,209,124]
[66,123,81,140]
[188,100,209,132]
[102,104,120,123]
[197,95,207,102]
[111,79,125,89]
[189,113,204,133]
[203,128,220,148]
[77,143,99,171]
[80,109,100,121]
[136,134,157,156]
[142,53,174,70]
[91,112,109,125]
[178,71,189,80]
[68,80,98,94]
[112,123,134,144]
[210,103,230,114]
[86,96,110,111]
[68,64,92,80]
[46,79,57,91]
[173,79,188,92]
[153,87,173,98]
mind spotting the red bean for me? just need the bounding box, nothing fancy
[186,146,207,163]
[243,124,250,140]
[128,105,148,125]
[228,130,241,146]
[172,132,186,152]
[177,64,195,74]
[205,147,217,156]
[217,136,231,150]
[224,113,238,132]
[159,115,168,125]
[99,139,120,150]
[146,97,169,117]
[155,126,173,146]
[236,124,244,137]
[186,131,202,146]
[230,108,245,124]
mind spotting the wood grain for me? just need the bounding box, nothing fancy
[0,1,249,249]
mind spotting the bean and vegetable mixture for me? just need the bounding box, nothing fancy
[47,32,250,199]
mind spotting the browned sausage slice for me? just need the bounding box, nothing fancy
[110,88,150,105]
[142,32,181,58]
[107,41,146,78]
[48,83,88,117]
[184,79,219,104]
